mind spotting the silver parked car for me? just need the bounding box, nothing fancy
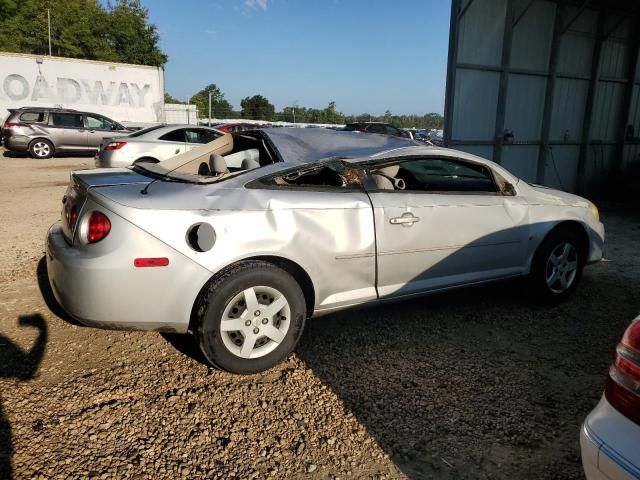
[46,128,604,374]
[2,107,131,158]
[94,124,223,168]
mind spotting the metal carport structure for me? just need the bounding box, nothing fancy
[444,0,640,195]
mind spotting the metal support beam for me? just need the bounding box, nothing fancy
[492,0,516,164]
[576,9,606,194]
[602,5,640,42]
[613,18,640,173]
[513,0,536,27]
[458,0,476,20]
[536,1,565,184]
[444,0,462,147]
[561,0,591,34]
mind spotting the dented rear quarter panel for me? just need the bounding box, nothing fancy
[92,183,378,315]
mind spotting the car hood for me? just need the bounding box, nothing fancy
[525,183,590,207]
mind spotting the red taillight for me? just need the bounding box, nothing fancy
[622,320,640,351]
[3,122,21,130]
[65,202,78,229]
[87,211,111,243]
[104,141,126,151]
[605,319,640,426]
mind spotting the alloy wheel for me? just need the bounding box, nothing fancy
[220,286,291,359]
[33,142,51,158]
[545,242,578,294]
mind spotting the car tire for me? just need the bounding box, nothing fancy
[195,260,306,374]
[29,139,54,159]
[530,227,585,303]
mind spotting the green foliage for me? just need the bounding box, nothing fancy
[164,92,184,104]
[184,84,444,128]
[190,84,233,119]
[0,0,167,66]
[240,95,275,121]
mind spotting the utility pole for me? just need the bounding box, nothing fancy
[47,9,52,56]
[208,91,212,127]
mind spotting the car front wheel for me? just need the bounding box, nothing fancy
[195,261,306,374]
[531,228,584,302]
[29,139,54,159]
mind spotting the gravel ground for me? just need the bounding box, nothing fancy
[0,148,639,480]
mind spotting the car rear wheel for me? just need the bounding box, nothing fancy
[530,228,584,302]
[29,139,54,159]
[195,261,306,374]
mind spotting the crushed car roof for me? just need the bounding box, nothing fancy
[260,127,419,164]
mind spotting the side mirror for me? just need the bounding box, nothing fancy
[503,182,516,196]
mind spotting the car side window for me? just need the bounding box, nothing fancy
[185,128,221,144]
[50,113,84,128]
[252,162,363,190]
[86,114,113,130]
[19,111,46,123]
[159,129,186,142]
[367,124,385,134]
[385,125,400,135]
[368,158,498,193]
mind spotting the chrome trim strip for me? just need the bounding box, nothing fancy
[378,240,522,256]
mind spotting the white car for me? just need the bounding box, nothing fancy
[581,316,640,480]
[94,124,223,168]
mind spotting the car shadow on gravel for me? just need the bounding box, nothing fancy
[36,257,82,327]
[0,314,48,480]
[295,275,629,480]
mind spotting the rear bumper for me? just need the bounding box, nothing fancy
[46,221,212,333]
[3,134,30,151]
[581,396,640,480]
[95,150,133,168]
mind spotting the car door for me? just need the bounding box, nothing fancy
[85,114,119,149]
[48,112,87,150]
[363,156,530,298]
[249,161,377,312]
[157,128,188,158]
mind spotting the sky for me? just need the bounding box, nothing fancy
[143,0,451,116]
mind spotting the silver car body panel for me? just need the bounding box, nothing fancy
[47,129,605,333]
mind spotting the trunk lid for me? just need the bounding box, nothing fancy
[60,168,151,243]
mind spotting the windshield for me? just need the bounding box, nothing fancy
[133,132,276,184]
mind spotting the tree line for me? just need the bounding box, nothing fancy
[0,0,166,66]
[0,2,442,129]
[166,85,444,129]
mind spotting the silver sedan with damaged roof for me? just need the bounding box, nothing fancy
[46,128,605,373]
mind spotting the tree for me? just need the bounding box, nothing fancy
[190,84,233,119]
[240,95,275,121]
[0,0,167,66]
[164,92,184,104]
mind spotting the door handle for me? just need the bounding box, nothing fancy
[390,213,420,227]
[175,148,181,154]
